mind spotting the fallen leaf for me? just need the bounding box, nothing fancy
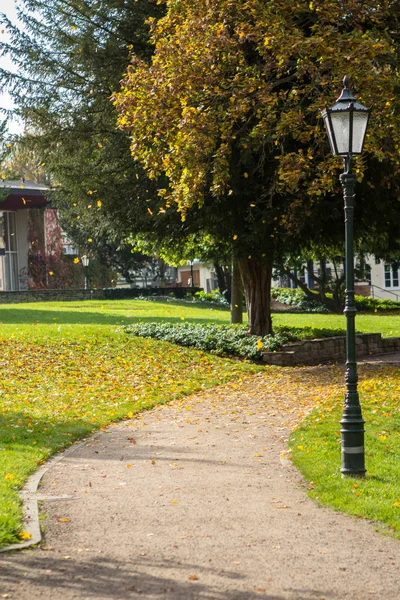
[188,575,199,581]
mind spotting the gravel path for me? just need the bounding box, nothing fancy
[0,368,399,600]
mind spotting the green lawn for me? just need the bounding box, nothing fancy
[290,364,400,538]
[0,298,399,547]
[273,311,400,338]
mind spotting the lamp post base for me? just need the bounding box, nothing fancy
[340,410,366,477]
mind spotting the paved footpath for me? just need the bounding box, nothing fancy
[0,366,399,600]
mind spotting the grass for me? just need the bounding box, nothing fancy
[273,312,400,338]
[290,364,400,537]
[1,298,399,546]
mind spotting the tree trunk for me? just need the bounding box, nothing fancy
[214,262,227,293]
[239,257,273,336]
[214,261,232,303]
[230,256,243,324]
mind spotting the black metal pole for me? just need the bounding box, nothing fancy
[339,156,366,477]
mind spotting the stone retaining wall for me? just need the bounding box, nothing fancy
[0,286,200,304]
[263,333,400,366]
[0,289,104,303]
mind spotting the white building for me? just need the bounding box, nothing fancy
[176,260,218,292]
[369,258,400,301]
[0,179,51,291]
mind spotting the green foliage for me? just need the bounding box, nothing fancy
[124,322,287,359]
[272,288,329,313]
[290,365,400,537]
[124,322,345,360]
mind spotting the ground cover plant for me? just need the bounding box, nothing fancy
[290,364,400,537]
[124,322,346,360]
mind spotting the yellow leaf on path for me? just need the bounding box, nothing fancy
[18,531,32,540]
[172,499,179,504]
[57,517,70,523]
[127,463,133,468]
[188,575,199,581]
[254,453,263,457]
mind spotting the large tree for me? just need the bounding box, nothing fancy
[114,0,400,335]
[0,0,165,276]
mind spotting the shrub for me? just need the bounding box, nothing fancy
[271,287,400,313]
[354,295,400,312]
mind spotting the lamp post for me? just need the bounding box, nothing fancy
[81,255,90,290]
[321,76,371,477]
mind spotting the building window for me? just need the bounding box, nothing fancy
[384,263,399,288]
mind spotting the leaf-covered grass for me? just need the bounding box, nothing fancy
[0,300,261,548]
[290,364,400,537]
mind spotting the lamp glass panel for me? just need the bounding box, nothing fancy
[351,111,369,154]
[323,113,336,154]
[330,111,351,154]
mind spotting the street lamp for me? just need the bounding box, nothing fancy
[81,255,90,290]
[321,76,371,477]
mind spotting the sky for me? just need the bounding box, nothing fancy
[0,0,24,134]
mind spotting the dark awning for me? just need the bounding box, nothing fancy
[0,180,50,210]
